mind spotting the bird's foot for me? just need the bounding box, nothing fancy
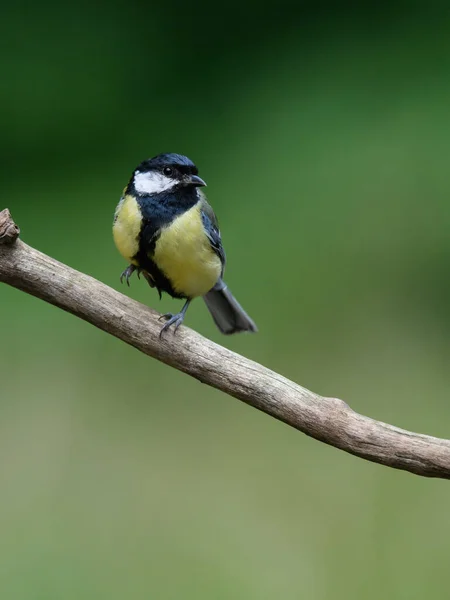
[120,264,137,286]
[158,312,185,337]
[120,265,163,300]
[158,300,191,338]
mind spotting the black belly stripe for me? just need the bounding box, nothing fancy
[131,187,201,299]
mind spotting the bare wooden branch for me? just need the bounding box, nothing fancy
[1,207,449,479]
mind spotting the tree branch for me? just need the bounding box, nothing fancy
[1,208,449,479]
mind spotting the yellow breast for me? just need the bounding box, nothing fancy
[153,203,222,298]
[113,194,142,265]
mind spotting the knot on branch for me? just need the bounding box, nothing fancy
[0,209,20,245]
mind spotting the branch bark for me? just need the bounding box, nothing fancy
[1,208,449,479]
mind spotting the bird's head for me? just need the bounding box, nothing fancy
[131,153,206,196]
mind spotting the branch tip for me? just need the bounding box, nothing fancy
[0,209,20,245]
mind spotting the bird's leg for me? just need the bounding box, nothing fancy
[120,264,137,286]
[159,299,191,338]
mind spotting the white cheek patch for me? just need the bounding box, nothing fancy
[134,170,177,195]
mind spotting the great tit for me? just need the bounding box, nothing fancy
[113,153,257,336]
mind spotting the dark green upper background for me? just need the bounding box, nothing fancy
[2,2,450,598]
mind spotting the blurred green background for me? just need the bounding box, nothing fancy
[2,2,450,598]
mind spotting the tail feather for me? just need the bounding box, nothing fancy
[203,281,257,334]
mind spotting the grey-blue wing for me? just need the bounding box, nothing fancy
[200,199,226,271]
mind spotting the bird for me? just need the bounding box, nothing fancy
[113,153,257,337]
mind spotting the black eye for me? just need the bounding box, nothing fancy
[163,166,173,176]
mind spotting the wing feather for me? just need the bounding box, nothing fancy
[199,195,226,270]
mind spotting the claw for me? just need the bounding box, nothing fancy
[141,271,155,289]
[140,271,162,299]
[158,300,191,338]
[159,312,173,322]
[120,264,163,303]
[159,313,184,338]
[120,265,161,297]
[120,265,137,286]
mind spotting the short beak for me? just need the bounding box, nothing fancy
[188,174,207,187]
